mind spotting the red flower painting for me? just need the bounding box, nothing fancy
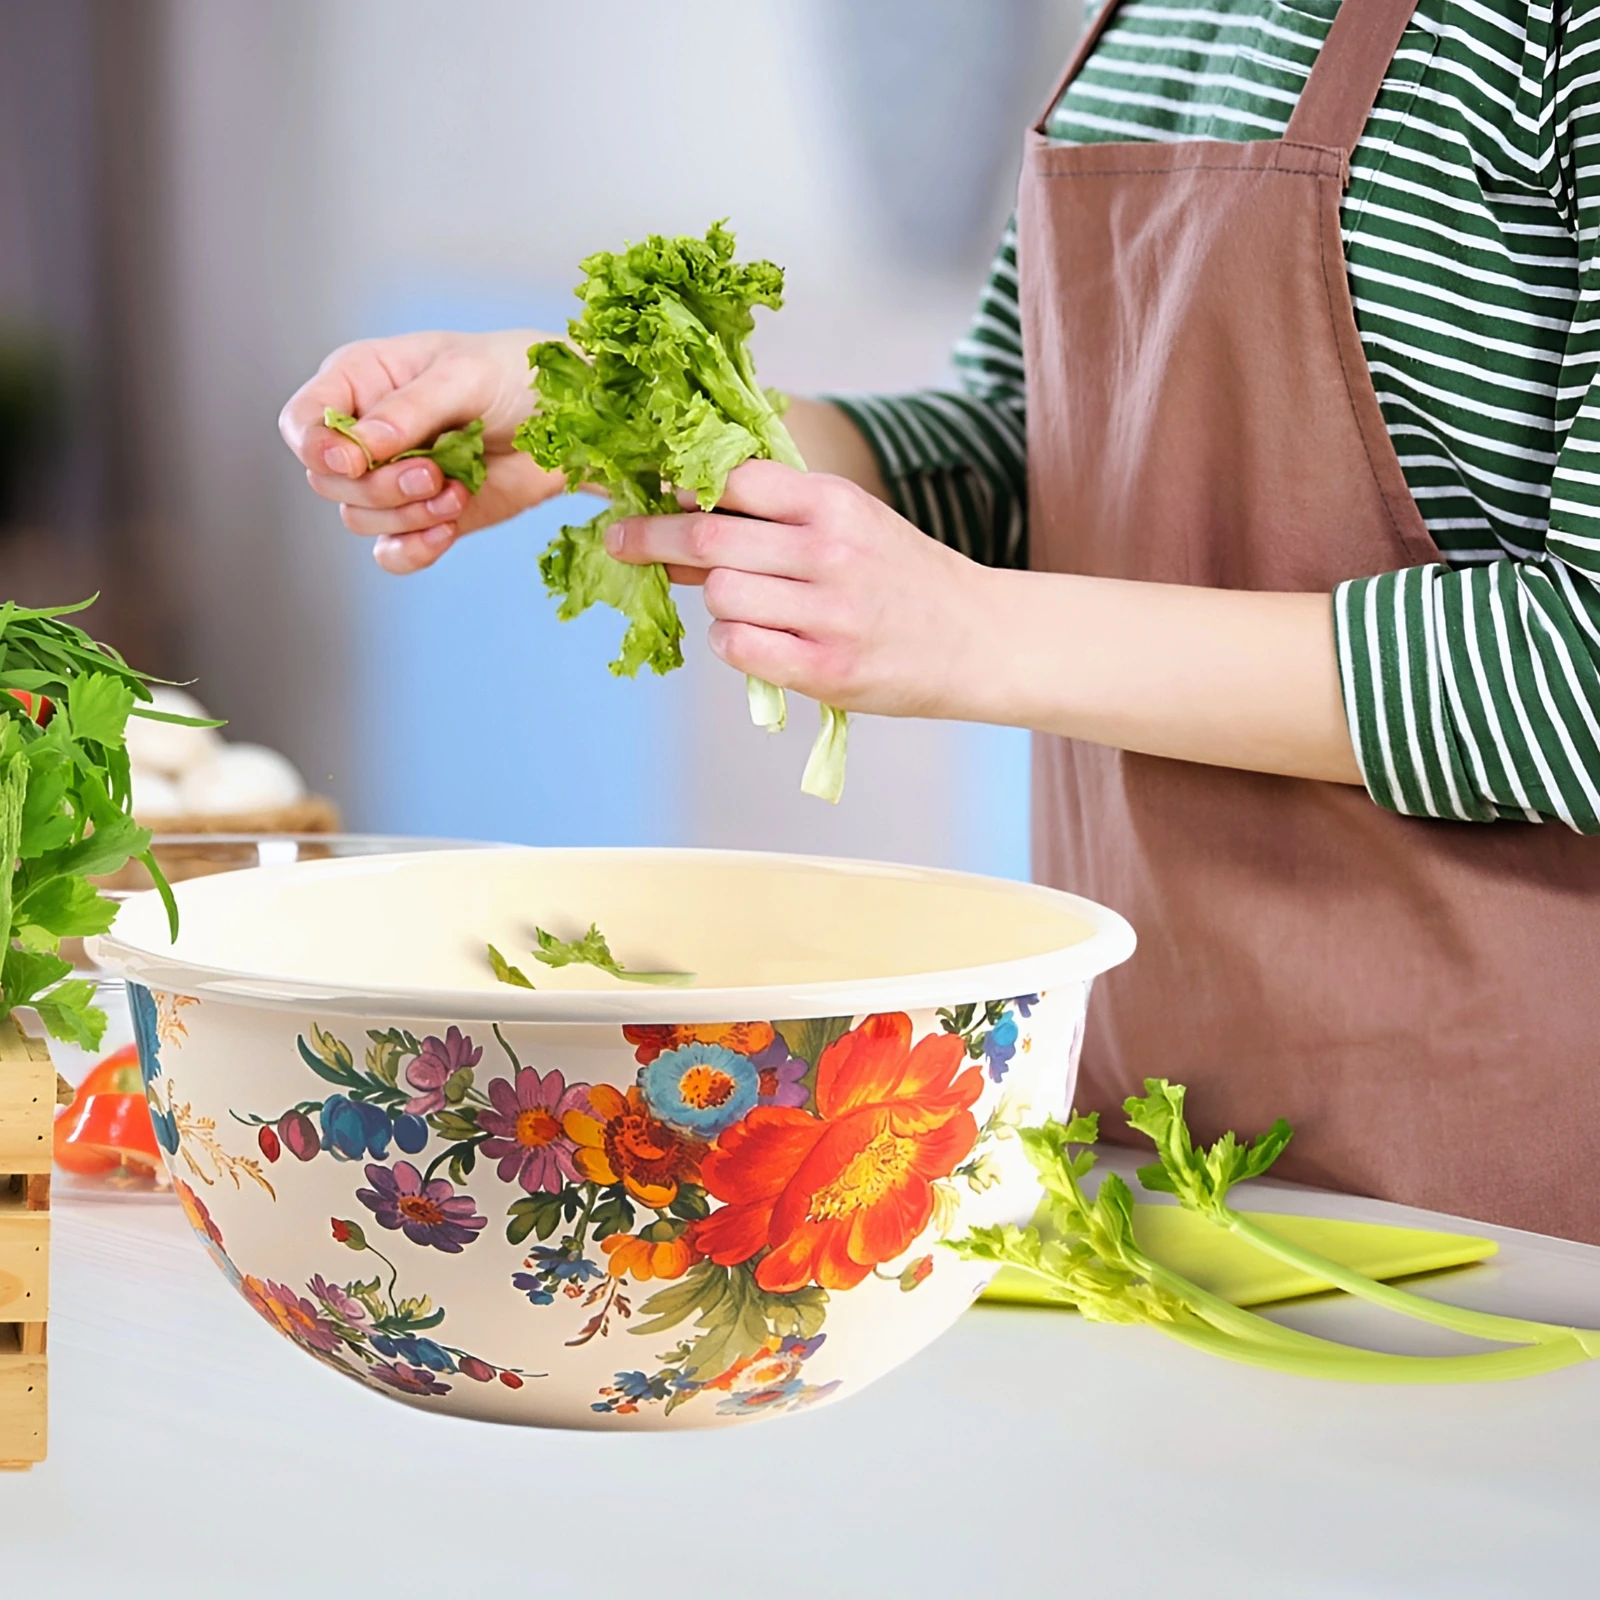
[691,1013,982,1292]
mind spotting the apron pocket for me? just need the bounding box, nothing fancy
[1209,0,1333,139]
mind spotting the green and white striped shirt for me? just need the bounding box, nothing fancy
[834,0,1600,830]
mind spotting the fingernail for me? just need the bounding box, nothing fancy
[425,486,459,515]
[358,417,400,453]
[604,522,624,554]
[324,444,355,475]
[399,465,435,497]
[419,524,455,551]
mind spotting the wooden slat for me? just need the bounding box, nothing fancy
[0,1207,48,1319]
[0,1328,47,1466]
[1,1017,52,1467]
[0,1021,54,1067]
[0,1017,54,1176]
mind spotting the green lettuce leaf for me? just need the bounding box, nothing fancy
[323,408,487,493]
[394,418,488,494]
[538,511,683,678]
[514,222,849,797]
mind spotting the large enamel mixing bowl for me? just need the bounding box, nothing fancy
[90,847,1134,1430]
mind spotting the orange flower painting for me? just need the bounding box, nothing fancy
[691,1013,983,1293]
[564,1084,703,1209]
[601,1226,701,1282]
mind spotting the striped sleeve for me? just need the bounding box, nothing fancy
[826,219,1031,569]
[1334,555,1600,829]
[1333,4,1600,832]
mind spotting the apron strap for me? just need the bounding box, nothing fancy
[1031,0,1126,134]
[1284,0,1422,154]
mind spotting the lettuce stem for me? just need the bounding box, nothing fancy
[747,675,787,732]
[766,414,807,472]
[801,702,849,804]
[754,413,850,798]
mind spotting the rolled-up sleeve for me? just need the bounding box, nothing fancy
[1334,7,1600,832]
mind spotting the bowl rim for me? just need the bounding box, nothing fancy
[87,845,1137,1024]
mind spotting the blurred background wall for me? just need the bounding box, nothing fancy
[0,0,1083,875]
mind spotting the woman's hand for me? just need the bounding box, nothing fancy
[607,457,1363,784]
[604,459,992,719]
[278,329,566,573]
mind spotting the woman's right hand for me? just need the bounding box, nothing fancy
[278,328,567,573]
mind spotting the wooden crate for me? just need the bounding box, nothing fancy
[0,1019,54,1468]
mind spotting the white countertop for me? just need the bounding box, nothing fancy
[5,1159,1599,1600]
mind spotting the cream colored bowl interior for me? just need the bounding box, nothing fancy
[92,846,1134,1023]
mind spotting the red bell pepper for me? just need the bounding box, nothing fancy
[6,689,54,725]
[53,1044,160,1175]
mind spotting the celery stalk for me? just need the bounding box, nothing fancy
[990,1250,1595,1381]
[1161,1323,1594,1384]
[950,1107,1600,1386]
[1124,1079,1600,1355]
[1220,1209,1600,1352]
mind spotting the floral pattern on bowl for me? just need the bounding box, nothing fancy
[129,981,1080,1429]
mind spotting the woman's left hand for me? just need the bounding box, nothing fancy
[604,459,990,718]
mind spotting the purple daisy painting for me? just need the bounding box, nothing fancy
[355,1161,487,1252]
[477,1066,588,1193]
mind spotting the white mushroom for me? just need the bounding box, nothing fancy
[130,769,184,819]
[126,688,222,777]
[178,744,307,814]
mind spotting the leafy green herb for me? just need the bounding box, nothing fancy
[532,923,692,986]
[514,221,850,802]
[949,1103,1600,1383]
[0,598,210,1048]
[486,944,534,989]
[323,408,488,494]
[486,922,693,989]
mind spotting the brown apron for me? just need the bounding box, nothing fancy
[1021,0,1600,1242]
